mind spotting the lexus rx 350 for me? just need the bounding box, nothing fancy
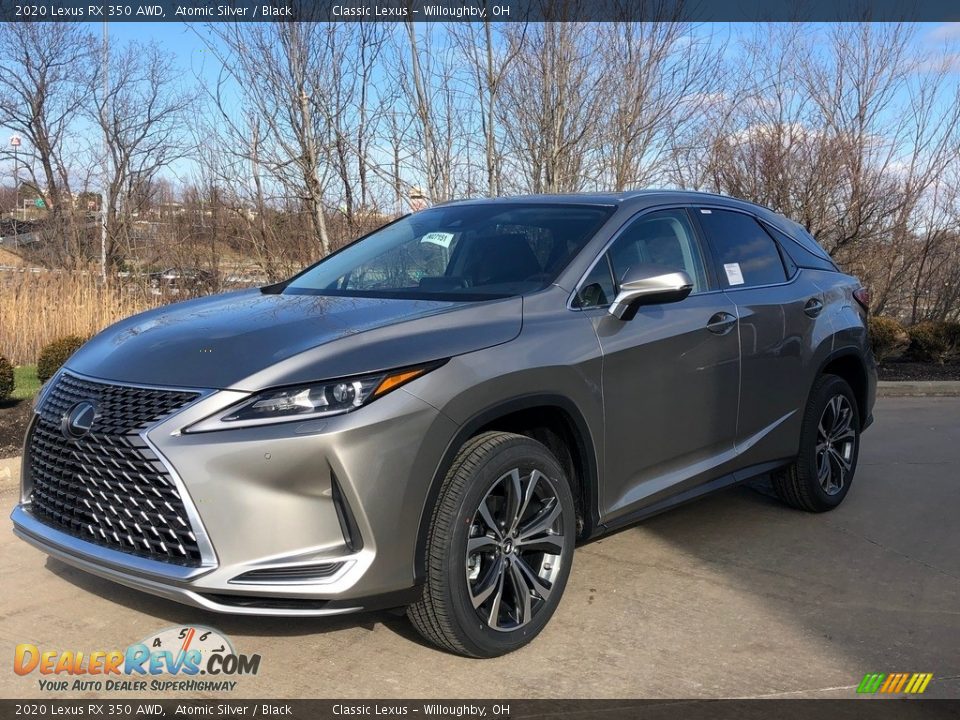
[11,191,876,657]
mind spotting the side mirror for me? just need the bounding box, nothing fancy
[608,264,694,320]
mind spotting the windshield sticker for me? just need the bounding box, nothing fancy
[420,232,454,248]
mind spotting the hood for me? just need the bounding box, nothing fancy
[66,289,523,390]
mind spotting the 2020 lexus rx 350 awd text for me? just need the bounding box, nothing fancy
[12,191,876,657]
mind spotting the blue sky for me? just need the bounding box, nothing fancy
[82,21,220,83]
[91,20,960,86]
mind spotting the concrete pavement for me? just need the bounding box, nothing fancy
[1,397,958,699]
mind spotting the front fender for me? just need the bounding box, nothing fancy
[402,299,605,583]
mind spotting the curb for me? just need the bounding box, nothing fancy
[876,381,960,398]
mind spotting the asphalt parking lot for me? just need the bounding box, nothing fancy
[1,396,958,700]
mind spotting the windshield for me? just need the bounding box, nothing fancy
[283,203,615,300]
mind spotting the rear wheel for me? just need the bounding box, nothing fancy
[408,431,575,657]
[772,374,861,512]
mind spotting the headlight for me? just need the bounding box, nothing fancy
[185,362,442,432]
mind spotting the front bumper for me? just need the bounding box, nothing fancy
[12,506,419,615]
[12,373,458,615]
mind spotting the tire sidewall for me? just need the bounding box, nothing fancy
[799,375,861,509]
[444,439,575,657]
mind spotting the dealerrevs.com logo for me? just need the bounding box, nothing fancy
[13,626,261,693]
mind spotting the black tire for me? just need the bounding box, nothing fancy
[408,431,576,657]
[772,374,861,512]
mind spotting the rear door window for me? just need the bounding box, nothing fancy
[695,209,788,288]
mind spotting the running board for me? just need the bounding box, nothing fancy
[597,458,793,536]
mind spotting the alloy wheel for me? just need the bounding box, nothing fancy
[815,394,856,496]
[465,468,568,632]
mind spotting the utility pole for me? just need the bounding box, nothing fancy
[10,135,20,229]
[100,20,109,282]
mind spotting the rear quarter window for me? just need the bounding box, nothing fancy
[764,222,838,272]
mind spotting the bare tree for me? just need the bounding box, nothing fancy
[191,108,304,279]
[596,20,717,190]
[451,19,527,196]
[91,40,196,266]
[201,23,336,256]
[0,23,96,211]
[397,21,476,203]
[0,23,97,267]
[312,22,389,225]
[499,22,604,193]
[402,20,439,203]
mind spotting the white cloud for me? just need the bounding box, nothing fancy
[913,53,960,74]
[927,23,960,41]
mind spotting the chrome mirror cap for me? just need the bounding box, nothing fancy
[609,266,694,320]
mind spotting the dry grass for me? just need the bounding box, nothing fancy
[0,271,163,365]
[0,247,25,267]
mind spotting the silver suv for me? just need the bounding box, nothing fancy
[12,191,876,657]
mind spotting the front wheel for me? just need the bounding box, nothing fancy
[772,374,861,512]
[408,431,576,657]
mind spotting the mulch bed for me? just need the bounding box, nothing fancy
[0,399,33,458]
[877,360,960,382]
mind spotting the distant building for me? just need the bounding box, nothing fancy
[408,187,430,212]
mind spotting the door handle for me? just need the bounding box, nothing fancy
[707,312,737,335]
[804,297,824,318]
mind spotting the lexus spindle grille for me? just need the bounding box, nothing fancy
[27,372,204,566]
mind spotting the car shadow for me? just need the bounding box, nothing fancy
[623,463,960,690]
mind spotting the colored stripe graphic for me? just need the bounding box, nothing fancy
[857,673,886,693]
[858,672,932,694]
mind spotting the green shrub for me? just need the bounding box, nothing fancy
[0,355,13,402]
[36,335,87,382]
[868,316,909,362]
[944,321,960,352]
[908,321,960,364]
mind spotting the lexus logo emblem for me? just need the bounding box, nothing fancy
[62,401,97,439]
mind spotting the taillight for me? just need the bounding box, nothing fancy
[853,287,871,313]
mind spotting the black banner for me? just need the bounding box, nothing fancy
[1,700,960,720]
[1,0,959,23]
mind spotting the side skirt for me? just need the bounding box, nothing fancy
[589,458,794,539]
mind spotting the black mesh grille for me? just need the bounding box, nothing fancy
[27,372,204,566]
